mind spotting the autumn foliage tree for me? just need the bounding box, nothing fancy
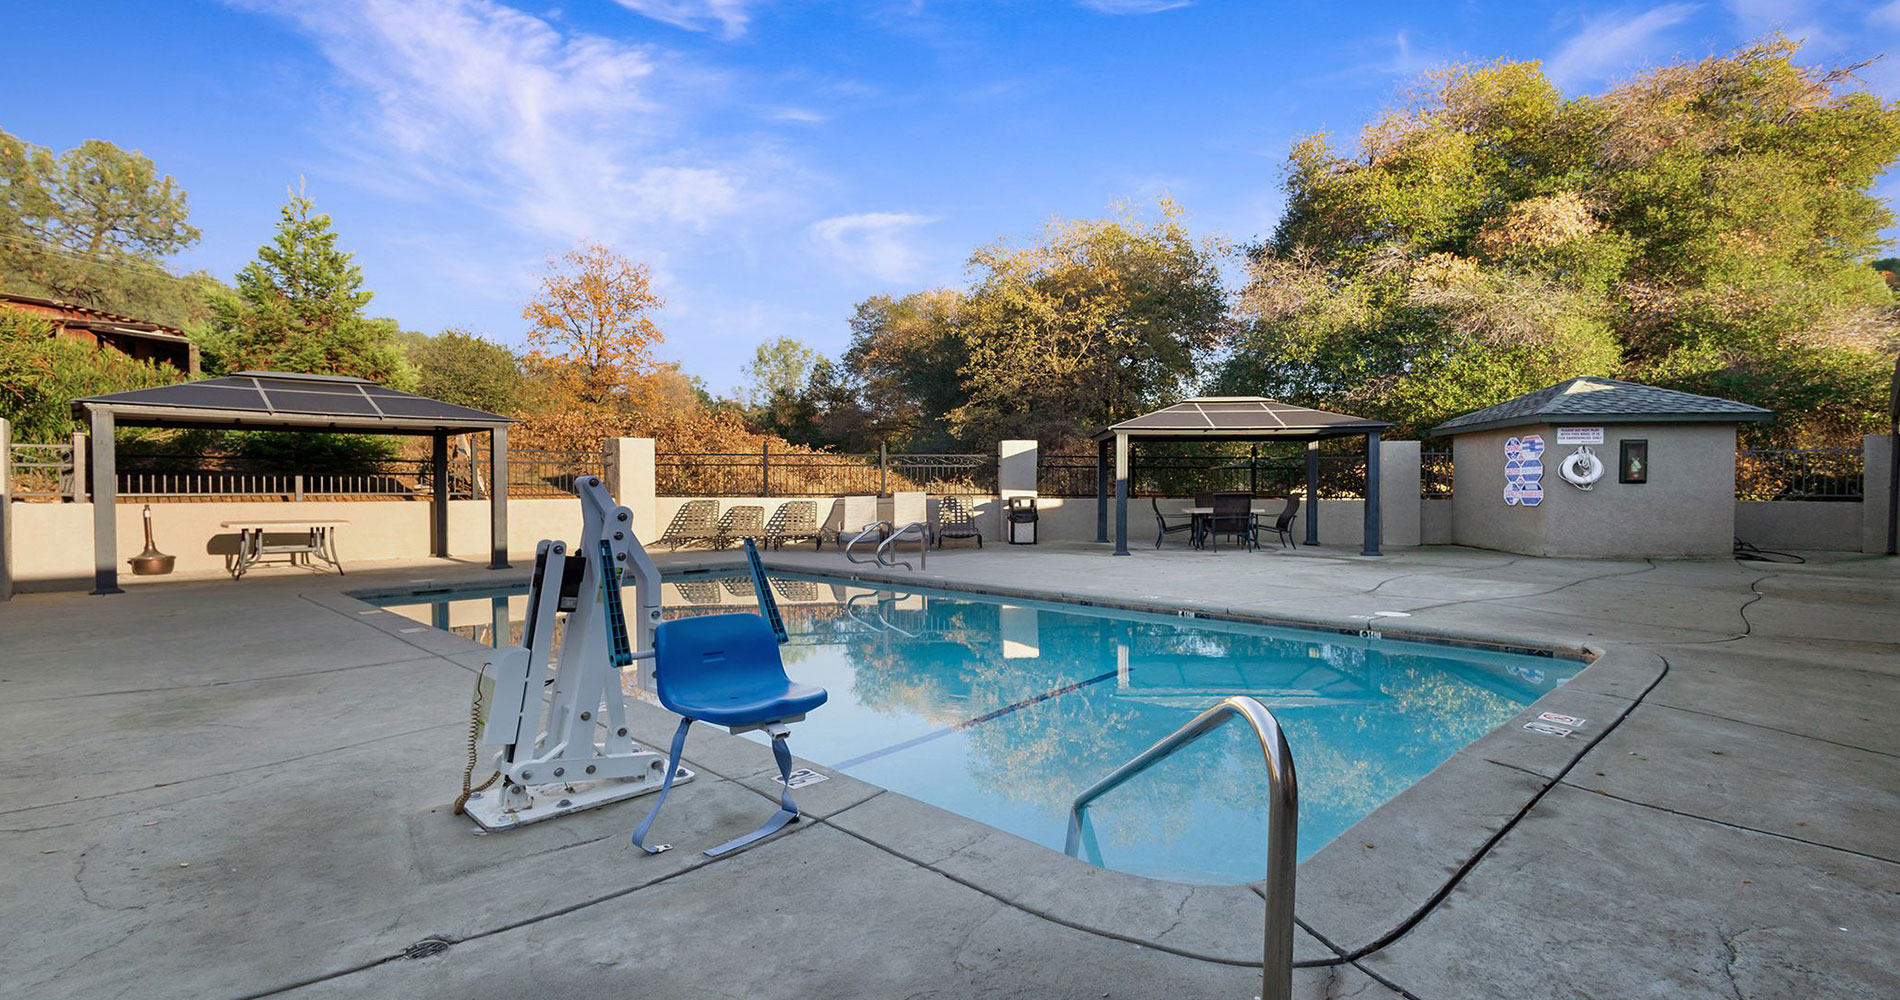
[515,241,670,446]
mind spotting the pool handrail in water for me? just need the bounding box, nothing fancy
[1065,696,1298,1000]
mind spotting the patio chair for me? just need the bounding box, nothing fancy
[1152,497,1193,549]
[1262,496,1301,549]
[936,496,982,548]
[658,500,722,551]
[1205,493,1257,552]
[1191,491,1215,548]
[717,504,766,550]
[764,500,822,551]
[824,495,881,549]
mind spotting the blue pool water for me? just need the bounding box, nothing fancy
[371,572,1577,884]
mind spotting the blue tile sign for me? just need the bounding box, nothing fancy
[1504,434,1545,506]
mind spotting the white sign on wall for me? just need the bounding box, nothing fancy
[1503,434,1545,507]
[1556,426,1605,445]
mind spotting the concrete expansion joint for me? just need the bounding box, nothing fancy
[1558,782,1900,868]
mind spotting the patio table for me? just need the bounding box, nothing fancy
[220,519,349,579]
[1180,506,1272,550]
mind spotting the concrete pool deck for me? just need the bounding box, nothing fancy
[2,542,1896,998]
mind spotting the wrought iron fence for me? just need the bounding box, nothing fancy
[7,442,78,499]
[1421,451,1453,498]
[64,444,608,501]
[656,446,995,497]
[1038,450,1369,499]
[1735,447,1862,501]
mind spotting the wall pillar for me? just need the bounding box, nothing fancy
[1378,439,1421,548]
[431,432,450,558]
[1866,433,1896,555]
[1361,430,1382,556]
[999,439,1037,499]
[607,437,658,542]
[488,426,510,570]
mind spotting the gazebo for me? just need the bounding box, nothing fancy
[1090,397,1392,556]
[73,371,514,594]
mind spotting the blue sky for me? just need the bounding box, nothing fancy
[5,1,1897,393]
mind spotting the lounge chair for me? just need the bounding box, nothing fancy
[659,500,722,551]
[890,491,927,532]
[935,496,982,548]
[824,495,881,549]
[717,504,766,549]
[1152,498,1193,548]
[764,500,822,551]
[1262,496,1300,549]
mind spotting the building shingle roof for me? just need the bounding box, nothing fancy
[1431,377,1772,436]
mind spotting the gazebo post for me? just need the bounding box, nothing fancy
[1113,431,1130,556]
[431,432,450,558]
[1304,440,1319,546]
[1095,438,1110,543]
[488,426,510,569]
[1362,430,1382,557]
[87,406,122,594]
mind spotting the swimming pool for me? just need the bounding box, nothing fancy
[370,572,1578,884]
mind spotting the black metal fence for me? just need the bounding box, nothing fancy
[1038,449,1369,499]
[1735,447,1862,501]
[1421,451,1453,498]
[656,446,996,497]
[93,444,604,501]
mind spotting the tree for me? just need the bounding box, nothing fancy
[950,201,1231,447]
[842,289,967,450]
[409,329,523,413]
[521,241,664,410]
[1222,40,1900,444]
[740,336,819,409]
[0,127,218,327]
[205,190,413,385]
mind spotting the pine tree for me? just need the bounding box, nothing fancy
[207,190,411,385]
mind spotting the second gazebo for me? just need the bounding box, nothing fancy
[1089,397,1392,556]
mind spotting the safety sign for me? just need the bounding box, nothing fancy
[1504,434,1545,507]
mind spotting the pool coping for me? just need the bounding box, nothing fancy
[336,554,1668,971]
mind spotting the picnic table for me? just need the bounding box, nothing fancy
[221,519,349,579]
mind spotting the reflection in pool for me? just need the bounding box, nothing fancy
[370,573,1577,884]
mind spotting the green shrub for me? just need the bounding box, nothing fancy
[0,307,180,443]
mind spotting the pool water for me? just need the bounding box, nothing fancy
[370,573,1576,884]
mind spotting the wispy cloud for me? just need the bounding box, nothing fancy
[764,107,828,123]
[230,0,796,251]
[1545,4,1699,90]
[1078,0,1190,14]
[1870,0,1900,30]
[612,0,756,39]
[807,212,940,284]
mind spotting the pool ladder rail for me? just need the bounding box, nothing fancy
[842,520,929,571]
[1063,696,1299,1000]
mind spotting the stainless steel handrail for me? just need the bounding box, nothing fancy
[842,520,892,565]
[1063,696,1298,1000]
[876,520,928,571]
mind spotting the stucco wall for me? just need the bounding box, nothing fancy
[1453,422,1737,557]
[1420,498,1453,544]
[8,497,580,592]
[1865,434,1895,555]
[1734,501,1861,552]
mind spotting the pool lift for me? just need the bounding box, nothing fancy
[463,476,681,831]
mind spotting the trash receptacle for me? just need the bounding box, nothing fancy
[1006,497,1038,545]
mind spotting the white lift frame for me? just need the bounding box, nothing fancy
[462,476,692,830]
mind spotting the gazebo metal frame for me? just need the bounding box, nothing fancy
[72,371,515,594]
[1089,397,1392,557]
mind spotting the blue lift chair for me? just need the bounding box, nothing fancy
[631,612,828,857]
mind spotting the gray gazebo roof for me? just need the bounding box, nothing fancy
[1431,377,1772,437]
[1091,397,1390,442]
[72,371,512,433]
